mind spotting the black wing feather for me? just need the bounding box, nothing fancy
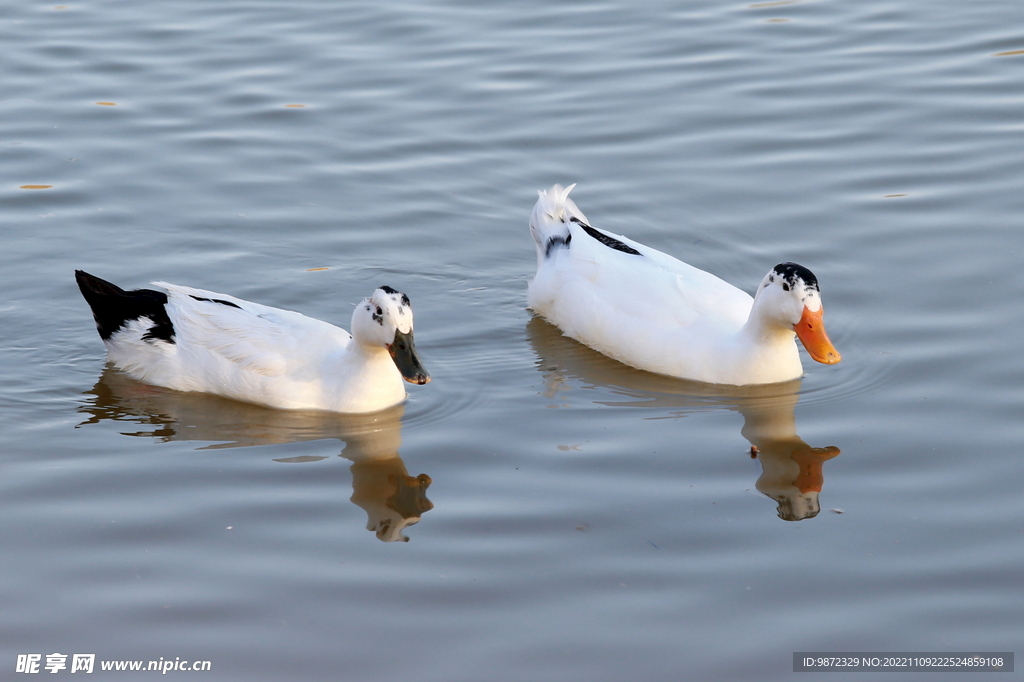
[75,270,176,343]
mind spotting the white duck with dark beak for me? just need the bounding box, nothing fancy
[76,271,429,413]
[527,184,840,385]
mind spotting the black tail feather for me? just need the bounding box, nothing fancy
[75,270,175,343]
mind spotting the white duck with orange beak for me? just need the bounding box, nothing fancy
[527,184,840,385]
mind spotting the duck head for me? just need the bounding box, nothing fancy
[352,287,431,384]
[754,263,841,365]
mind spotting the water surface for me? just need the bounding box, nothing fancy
[2,0,1022,680]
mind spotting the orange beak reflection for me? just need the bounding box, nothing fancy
[794,306,841,364]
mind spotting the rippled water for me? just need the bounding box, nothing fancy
[2,0,1022,680]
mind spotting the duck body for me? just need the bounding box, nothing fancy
[527,185,840,385]
[76,271,429,413]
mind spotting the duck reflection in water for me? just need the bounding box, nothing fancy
[78,368,433,541]
[739,393,841,521]
[527,317,841,521]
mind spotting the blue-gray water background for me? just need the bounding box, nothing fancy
[2,1,1022,680]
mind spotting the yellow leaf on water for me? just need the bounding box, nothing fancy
[20,185,53,189]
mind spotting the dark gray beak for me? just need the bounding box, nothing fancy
[388,329,430,385]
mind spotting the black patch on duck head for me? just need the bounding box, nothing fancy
[379,285,411,307]
[571,217,642,256]
[75,270,176,344]
[772,262,819,292]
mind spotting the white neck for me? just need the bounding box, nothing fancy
[324,344,406,413]
[728,298,803,384]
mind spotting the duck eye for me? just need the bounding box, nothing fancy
[783,282,790,292]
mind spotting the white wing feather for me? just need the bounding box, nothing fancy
[156,283,352,380]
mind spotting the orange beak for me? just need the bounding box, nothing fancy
[793,306,841,364]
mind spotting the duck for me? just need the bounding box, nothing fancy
[526,184,840,385]
[75,270,429,413]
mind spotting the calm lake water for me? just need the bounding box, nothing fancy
[2,0,1022,680]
